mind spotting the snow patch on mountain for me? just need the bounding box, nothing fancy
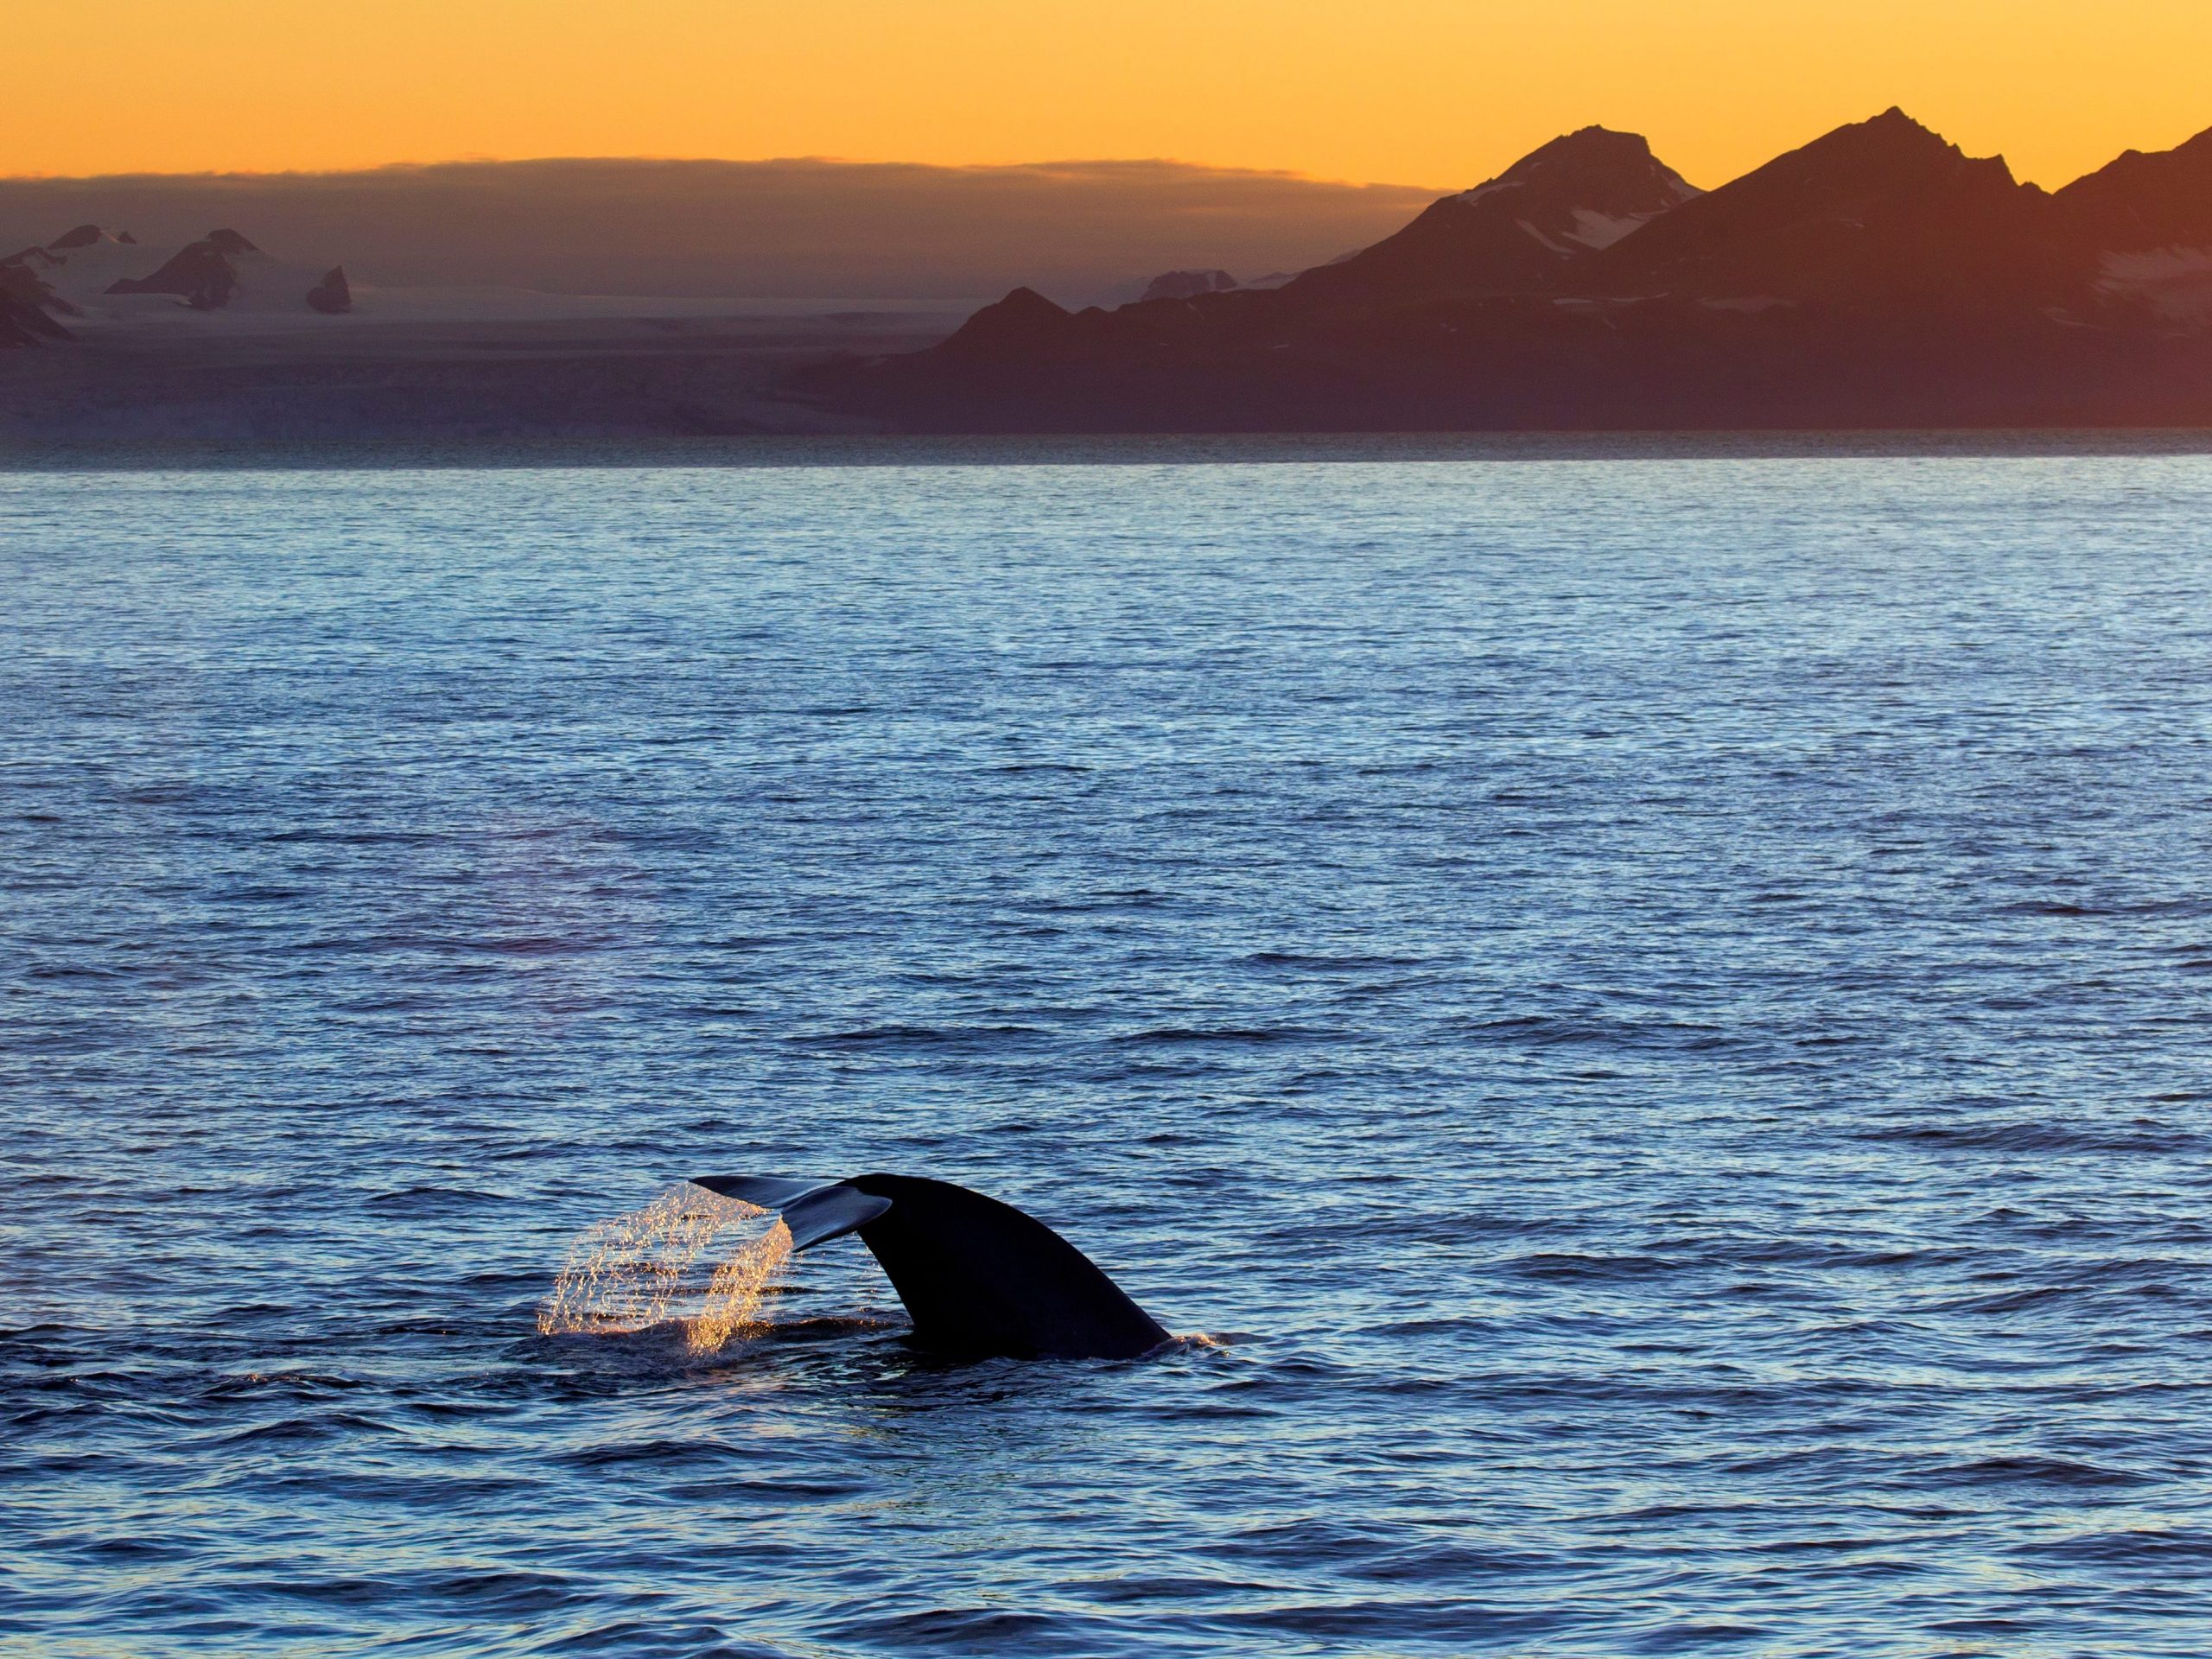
[1566,208,1659,250]
[2097,246,2212,323]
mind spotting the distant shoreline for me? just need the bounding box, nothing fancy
[8,429,2211,471]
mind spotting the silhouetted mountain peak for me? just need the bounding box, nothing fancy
[306,266,353,315]
[106,237,248,309]
[1288,125,1699,303]
[937,286,1077,357]
[0,258,74,347]
[1445,125,1700,239]
[817,111,2212,432]
[1589,109,2056,308]
[19,225,358,318]
[1465,124,1655,181]
[100,230,282,310]
[0,244,81,318]
[1776,105,2018,192]
[988,286,1066,322]
[2056,124,2212,254]
[1857,106,1950,140]
[1455,125,1694,217]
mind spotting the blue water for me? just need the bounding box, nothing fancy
[8,442,2212,1656]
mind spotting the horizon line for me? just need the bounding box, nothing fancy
[0,153,1448,194]
[2,106,2204,200]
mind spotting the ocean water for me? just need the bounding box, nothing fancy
[7,440,2212,1657]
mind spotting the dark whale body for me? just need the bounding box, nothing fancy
[690,1173,1170,1360]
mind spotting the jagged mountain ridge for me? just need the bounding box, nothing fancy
[0,224,353,344]
[2056,127,2212,252]
[805,109,2212,430]
[1289,126,1700,304]
[0,260,73,346]
[105,229,265,309]
[1581,108,2067,309]
[2054,130,2212,326]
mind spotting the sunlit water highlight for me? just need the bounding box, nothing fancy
[538,1185,793,1354]
[7,437,2212,1657]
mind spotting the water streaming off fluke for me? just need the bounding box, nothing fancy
[538,1183,793,1353]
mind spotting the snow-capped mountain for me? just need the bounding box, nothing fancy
[1287,126,1700,303]
[807,110,2212,432]
[0,257,73,346]
[7,226,171,314]
[0,224,353,340]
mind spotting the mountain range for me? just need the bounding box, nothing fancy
[2,224,352,338]
[804,111,2212,430]
[0,158,1433,310]
[7,112,2209,435]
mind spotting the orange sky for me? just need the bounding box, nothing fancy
[10,0,2211,190]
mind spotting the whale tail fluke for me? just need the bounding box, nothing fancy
[690,1174,891,1250]
[689,1172,1170,1361]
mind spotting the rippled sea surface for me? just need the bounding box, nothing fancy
[9,439,2212,1657]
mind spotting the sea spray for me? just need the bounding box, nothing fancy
[539,1183,794,1354]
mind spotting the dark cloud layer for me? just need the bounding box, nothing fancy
[0,158,1437,302]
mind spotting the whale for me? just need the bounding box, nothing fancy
[689,1173,1171,1360]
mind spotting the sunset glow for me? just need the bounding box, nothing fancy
[12,0,2211,188]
